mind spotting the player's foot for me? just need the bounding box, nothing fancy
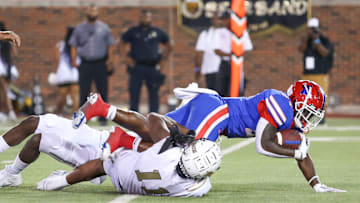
[0,165,22,188]
[37,170,69,191]
[101,127,135,160]
[101,142,112,160]
[72,93,110,129]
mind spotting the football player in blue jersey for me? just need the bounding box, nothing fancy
[72,80,346,193]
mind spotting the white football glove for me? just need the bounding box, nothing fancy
[294,133,310,160]
[37,170,69,191]
[313,183,347,193]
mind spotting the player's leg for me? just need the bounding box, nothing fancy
[166,94,228,141]
[72,91,153,141]
[0,133,41,187]
[0,115,39,153]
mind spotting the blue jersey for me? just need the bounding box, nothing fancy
[166,89,294,141]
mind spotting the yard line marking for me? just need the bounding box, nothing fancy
[311,137,360,142]
[0,160,13,164]
[222,138,255,155]
[313,126,360,131]
[108,195,139,203]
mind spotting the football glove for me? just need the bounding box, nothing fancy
[294,133,310,160]
[313,183,347,193]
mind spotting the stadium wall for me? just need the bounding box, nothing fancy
[0,4,359,109]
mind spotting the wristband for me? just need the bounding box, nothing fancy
[314,38,321,44]
[195,67,200,72]
[308,175,320,185]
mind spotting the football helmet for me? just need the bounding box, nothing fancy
[178,139,222,179]
[287,80,326,132]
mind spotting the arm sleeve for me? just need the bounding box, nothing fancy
[195,32,205,51]
[258,94,293,130]
[158,29,169,44]
[213,29,222,51]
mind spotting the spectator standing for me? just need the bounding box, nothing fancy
[120,9,172,113]
[299,17,334,124]
[214,13,253,97]
[69,4,115,124]
[194,14,221,90]
[0,21,18,122]
[54,27,79,115]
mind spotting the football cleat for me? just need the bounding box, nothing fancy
[0,165,22,188]
[72,93,110,129]
[101,142,112,160]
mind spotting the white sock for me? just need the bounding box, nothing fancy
[0,136,10,153]
[106,105,117,120]
[59,174,70,187]
[6,154,29,175]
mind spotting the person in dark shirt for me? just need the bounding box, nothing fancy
[299,17,334,125]
[69,4,115,125]
[120,9,172,113]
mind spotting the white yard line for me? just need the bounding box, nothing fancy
[222,138,255,155]
[108,195,139,203]
[0,160,13,164]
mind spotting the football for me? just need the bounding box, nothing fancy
[274,129,302,149]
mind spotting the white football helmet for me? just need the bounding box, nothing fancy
[178,139,222,179]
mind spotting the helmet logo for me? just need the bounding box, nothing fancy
[300,83,313,99]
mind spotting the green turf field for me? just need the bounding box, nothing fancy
[0,118,359,203]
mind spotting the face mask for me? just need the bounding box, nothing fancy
[87,15,98,22]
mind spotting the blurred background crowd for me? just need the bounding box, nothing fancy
[0,0,359,125]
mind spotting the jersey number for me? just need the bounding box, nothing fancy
[135,170,169,195]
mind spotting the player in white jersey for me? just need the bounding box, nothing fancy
[37,113,222,197]
[0,113,222,197]
[0,114,110,186]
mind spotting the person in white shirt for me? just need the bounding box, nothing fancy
[214,13,253,96]
[194,15,221,90]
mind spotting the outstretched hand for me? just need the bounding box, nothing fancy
[313,183,347,193]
